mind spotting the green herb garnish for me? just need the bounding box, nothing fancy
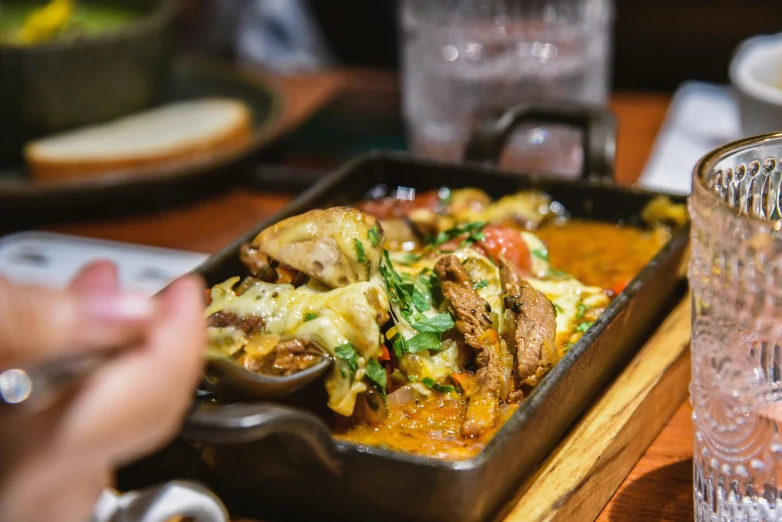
[354,238,367,263]
[576,303,587,319]
[304,313,318,322]
[364,357,387,397]
[397,252,421,266]
[392,334,408,359]
[334,343,359,375]
[411,287,431,314]
[553,303,563,316]
[575,321,594,333]
[368,225,380,247]
[531,248,549,261]
[411,312,454,333]
[421,377,456,394]
[406,331,442,352]
[419,271,443,307]
[430,221,488,248]
[473,279,489,290]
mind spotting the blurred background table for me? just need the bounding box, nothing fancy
[46,69,692,521]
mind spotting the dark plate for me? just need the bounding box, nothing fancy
[118,103,689,522]
[0,57,284,218]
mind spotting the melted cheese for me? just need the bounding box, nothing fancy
[206,275,389,416]
[526,277,609,345]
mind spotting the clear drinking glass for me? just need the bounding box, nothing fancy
[400,0,613,177]
[690,132,782,521]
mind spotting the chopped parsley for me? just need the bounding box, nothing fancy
[392,334,408,359]
[419,270,443,307]
[421,377,456,394]
[380,251,453,356]
[430,221,488,248]
[575,321,594,333]
[411,287,431,314]
[565,342,576,352]
[547,268,569,278]
[553,303,564,314]
[334,343,359,375]
[531,248,550,261]
[364,357,387,397]
[473,279,489,290]
[397,252,421,266]
[406,331,442,353]
[576,303,587,319]
[354,238,367,263]
[380,251,435,317]
[303,313,318,322]
[411,312,454,333]
[368,225,380,247]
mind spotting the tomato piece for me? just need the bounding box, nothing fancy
[358,189,444,220]
[477,225,532,275]
[357,198,413,220]
[379,345,391,361]
[411,189,444,212]
[609,280,630,297]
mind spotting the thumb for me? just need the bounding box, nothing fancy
[0,278,154,369]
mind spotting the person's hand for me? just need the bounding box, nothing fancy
[0,260,205,522]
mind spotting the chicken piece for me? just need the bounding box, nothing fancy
[449,188,493,216]
[248,207,384,288]
[434,255,502,438]
[499,257,557,392]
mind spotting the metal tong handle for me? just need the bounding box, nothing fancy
[0,351,113,412]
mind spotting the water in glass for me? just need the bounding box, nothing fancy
[400,0,613,177]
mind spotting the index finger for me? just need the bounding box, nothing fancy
[0,277,155,369]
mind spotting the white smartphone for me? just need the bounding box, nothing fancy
[0,231,209,297]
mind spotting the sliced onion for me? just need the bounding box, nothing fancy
[243,333,281,357]
[387,385,426,408]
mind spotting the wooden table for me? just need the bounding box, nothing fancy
[44,70,692,521]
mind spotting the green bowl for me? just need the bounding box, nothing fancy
[0,0,175,163]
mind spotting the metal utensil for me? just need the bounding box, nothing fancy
[202,352,333,401]
[0,351,111,412]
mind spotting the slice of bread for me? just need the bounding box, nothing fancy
[25,98,253,182]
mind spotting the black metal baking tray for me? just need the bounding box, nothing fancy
[118,103,689,522]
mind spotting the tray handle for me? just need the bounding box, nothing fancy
[183,402,341,475]
[463,101,617,182]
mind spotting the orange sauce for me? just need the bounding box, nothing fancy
[334,395,518,461]
[537,220,671,289]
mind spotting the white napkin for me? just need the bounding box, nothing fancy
[0,232,207,297]
[638,81,741,195]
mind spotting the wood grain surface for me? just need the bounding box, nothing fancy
[41,70,688,522]
[500,297,691,522]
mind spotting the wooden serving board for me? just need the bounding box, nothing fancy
[496,295,692,522]
[228,296,692,522]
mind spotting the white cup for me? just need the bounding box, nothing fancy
[90,481,229,522]
[729,32,782,137]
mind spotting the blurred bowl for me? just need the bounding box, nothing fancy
[0,0,175,163]
[729,32,782,137]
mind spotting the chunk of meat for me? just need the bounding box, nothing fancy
[240,339,324,376]
[207,311,264,336]
[248,207,384,288]
[499,257,557,392]
[434,255,502,437]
